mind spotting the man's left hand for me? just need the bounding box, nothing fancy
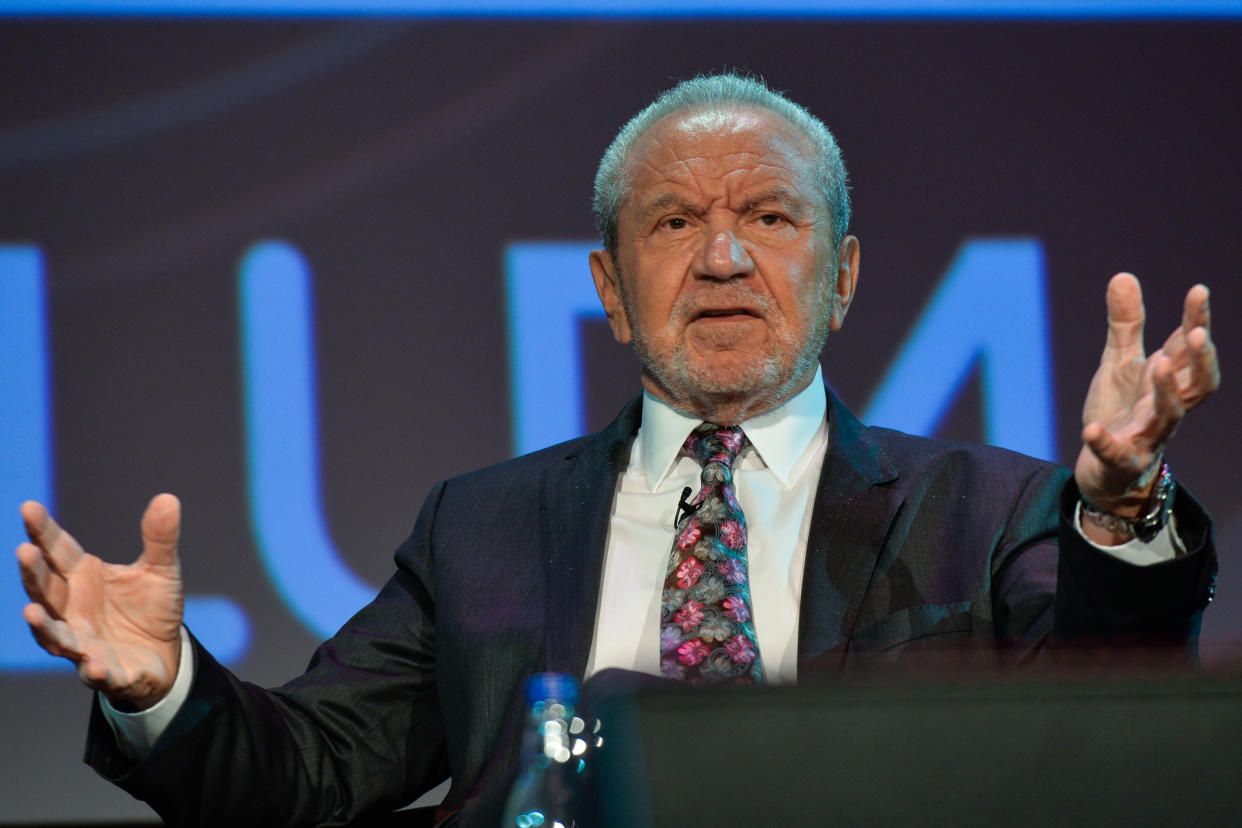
[1074,273,1220,534]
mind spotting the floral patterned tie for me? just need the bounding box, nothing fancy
[660,423,763,685]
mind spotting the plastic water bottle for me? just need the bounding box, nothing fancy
[502,673,586,828]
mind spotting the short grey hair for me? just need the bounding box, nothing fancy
[592,72,851,257]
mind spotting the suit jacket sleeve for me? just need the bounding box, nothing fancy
[821,416,1218,668]
[1053,477,1217,644]
[80,410,628,828]
[84,484,452,827]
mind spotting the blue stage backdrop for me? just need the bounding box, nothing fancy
[1,6,1240,822]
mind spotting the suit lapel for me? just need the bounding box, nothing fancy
[542,396,642,679]
[798,390,902,675]
[534,388,901,679]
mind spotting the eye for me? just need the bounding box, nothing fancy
[756,212,787,227]
[660,216,690,231]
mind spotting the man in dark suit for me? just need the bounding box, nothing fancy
[16,73,1219,826]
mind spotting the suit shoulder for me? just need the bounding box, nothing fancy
[445,434,596,488]
[861,425,1069,486]
[422,430,622,517]
[399,432,606,559]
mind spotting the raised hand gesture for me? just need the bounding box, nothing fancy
[1075,274,1220,537]
[16,494,184,709]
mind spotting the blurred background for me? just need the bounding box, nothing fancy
[2,2,1239,822]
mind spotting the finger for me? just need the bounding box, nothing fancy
[1161,283,1211,365]
[1103,273,1146,356]
[25,604,142,694]
[1184,325,1221,407]
[22,602,83,662]
[1150,355,1185,439]
[1182,283,1211,335]
[138,493,181,570]
[76,643,123,689]
[16,542,67,618]
[19,500,85,575]
[1081,421,1156,476]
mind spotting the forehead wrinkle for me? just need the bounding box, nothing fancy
[625,118,820,223]
[729,160,806,203]
[627,156,699,221]
[637,171,814,223]
[628,134,693,186]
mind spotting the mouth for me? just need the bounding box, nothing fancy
[694,307,759,321]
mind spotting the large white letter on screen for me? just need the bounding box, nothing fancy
[862,239,1055,461]
[505,242,605,456]
[238,241,379,640]
[0,246,58,670]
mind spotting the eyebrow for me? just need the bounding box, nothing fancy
[738,187,813,219]
[638,186,813,221]
[638,192,704,220]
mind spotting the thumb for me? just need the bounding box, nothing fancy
[139,493,181,569]
[1103,272,1146,354]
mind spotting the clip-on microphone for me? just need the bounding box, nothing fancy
[675,486,700,525]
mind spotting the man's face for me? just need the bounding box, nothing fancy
[590,106,859,422]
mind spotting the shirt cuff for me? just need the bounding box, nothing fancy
[97,625,194,759]
[1074,500,1186,565]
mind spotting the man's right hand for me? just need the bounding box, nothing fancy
[16,494,184,710]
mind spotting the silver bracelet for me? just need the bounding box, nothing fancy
[1081,463,1175,543]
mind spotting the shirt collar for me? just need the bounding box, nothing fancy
[638,365,828,492]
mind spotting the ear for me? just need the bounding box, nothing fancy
[589,248,633,345]
[828,235,860,331]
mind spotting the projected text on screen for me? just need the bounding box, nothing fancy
[1,237,1053,671]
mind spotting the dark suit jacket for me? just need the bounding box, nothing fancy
[86,392,1217,827]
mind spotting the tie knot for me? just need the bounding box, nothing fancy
[683,423,747,469]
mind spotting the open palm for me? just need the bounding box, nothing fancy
[1075,274,1219,514]
[17,494,184,708]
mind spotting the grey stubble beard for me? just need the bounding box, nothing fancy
[619,268,834,423]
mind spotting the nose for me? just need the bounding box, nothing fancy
[695,228,754,281]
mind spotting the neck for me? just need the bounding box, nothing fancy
[642,367,818,425]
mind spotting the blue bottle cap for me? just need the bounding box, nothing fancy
[525,672,579,706]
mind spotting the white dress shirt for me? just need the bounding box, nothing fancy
[585,368,829,685]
